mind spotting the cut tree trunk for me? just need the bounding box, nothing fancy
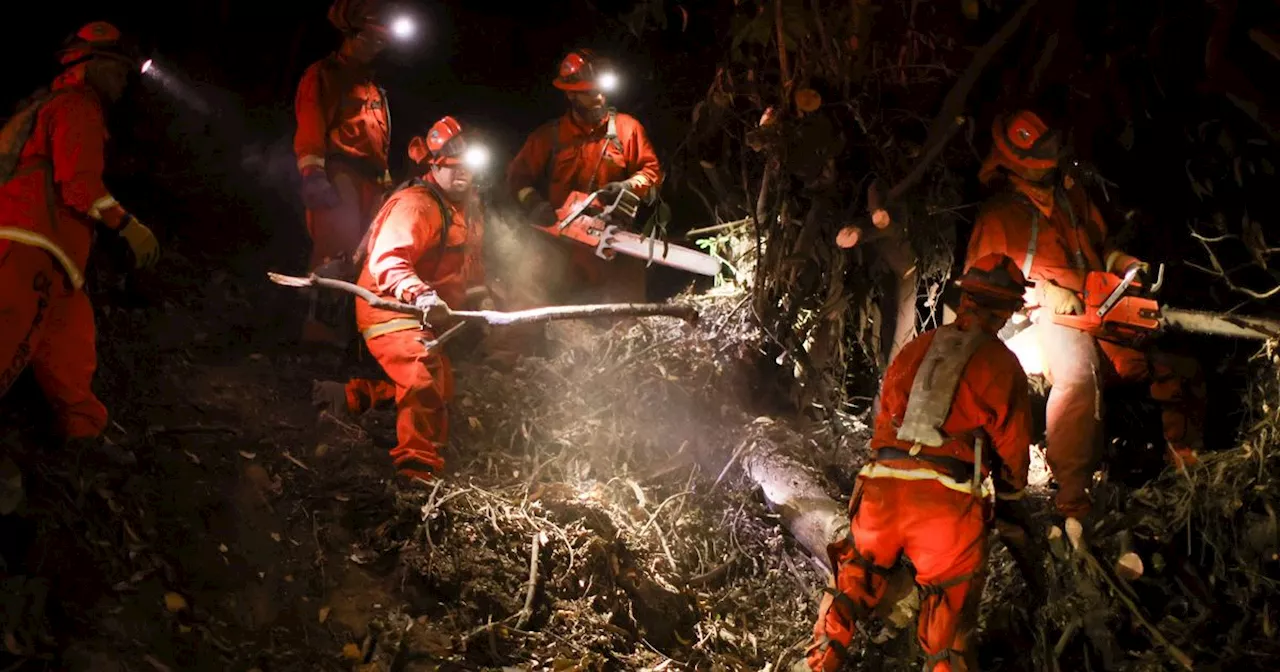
[741,446,848,576]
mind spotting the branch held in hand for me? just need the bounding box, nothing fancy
[267,273,700,325]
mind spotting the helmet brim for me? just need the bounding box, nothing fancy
[554,79,599,92]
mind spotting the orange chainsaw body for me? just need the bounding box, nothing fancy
[535,190,632,257]
[1050,271,1163,345]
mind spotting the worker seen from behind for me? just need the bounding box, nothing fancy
[294,0,408,345]
[799,254,1033,672]
[0,21,160,465]
[965,109,1206,544]
[316,117,488,481]
[506,48,662,303]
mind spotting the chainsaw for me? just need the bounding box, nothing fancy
[1008,263,1280,344]
[532,188,722,277]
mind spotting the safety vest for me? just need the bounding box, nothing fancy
[884,325,993,496]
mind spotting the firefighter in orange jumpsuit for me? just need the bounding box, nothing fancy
[294,0,396,345]
[506,49,663,303]
[0,22,159,461]
[965,110,1206,531]
[801,254,1033,672]
[326,117,487,480]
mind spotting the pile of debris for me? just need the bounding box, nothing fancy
[308,291,846,670]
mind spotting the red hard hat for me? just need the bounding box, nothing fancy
[58,21,130,65]
[955,254,1029,308]
[991,110,1061,174]
[554,49,610,92]
[328,0,389,35]
[408,116,469,166]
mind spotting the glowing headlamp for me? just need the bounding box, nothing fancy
[461,145,490,171]
[140,59,154,75]
[390,15,416,40]
[596,71,619,93]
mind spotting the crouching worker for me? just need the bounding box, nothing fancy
[799,254,1034,672]
[321,117,487,481]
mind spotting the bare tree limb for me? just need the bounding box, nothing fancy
[266,273,700,324]
[1187,231,1280,300]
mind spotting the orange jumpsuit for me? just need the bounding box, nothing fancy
[506,111,662,301]
[294,53,390,270]
[343,175,484,478]
[806,316,1032,672]
[965,172,1206,519]
[0,74,132,439]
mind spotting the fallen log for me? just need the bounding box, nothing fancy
[267,272,700,325]
[741,445,848,576]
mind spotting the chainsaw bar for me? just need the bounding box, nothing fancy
[538,189,722,277]
[595,225,722,276]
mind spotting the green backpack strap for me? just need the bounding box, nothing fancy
[0,89,59,187]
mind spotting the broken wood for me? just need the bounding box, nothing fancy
[740,445,848,574]
[267,273,700,325]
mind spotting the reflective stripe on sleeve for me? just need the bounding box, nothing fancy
[297,155,326,171]
[87,194,119,221]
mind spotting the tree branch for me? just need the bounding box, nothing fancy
[266,273,700,325]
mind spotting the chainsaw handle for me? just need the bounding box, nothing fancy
[555,189,605,232]
[1148,263,1165,295]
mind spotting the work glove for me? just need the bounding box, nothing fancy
[1038,280,1084,316]
[414,290,449,323]
[300,168,341,210]
[528,199,557,227]
[1124,260,1151,285]
[599,180,628,198]
[119,216,160,270]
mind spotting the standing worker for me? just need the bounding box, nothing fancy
[799,254,1033,672]
[294,0,406,345]
[506,49,662,303]
[965,109,1206,541]
[320,117,489,480]
[0,22,160,463]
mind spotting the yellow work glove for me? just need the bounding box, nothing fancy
[120,217,160,270]
[1038,281,1084,315]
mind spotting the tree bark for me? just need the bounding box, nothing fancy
[741,446,848,576]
